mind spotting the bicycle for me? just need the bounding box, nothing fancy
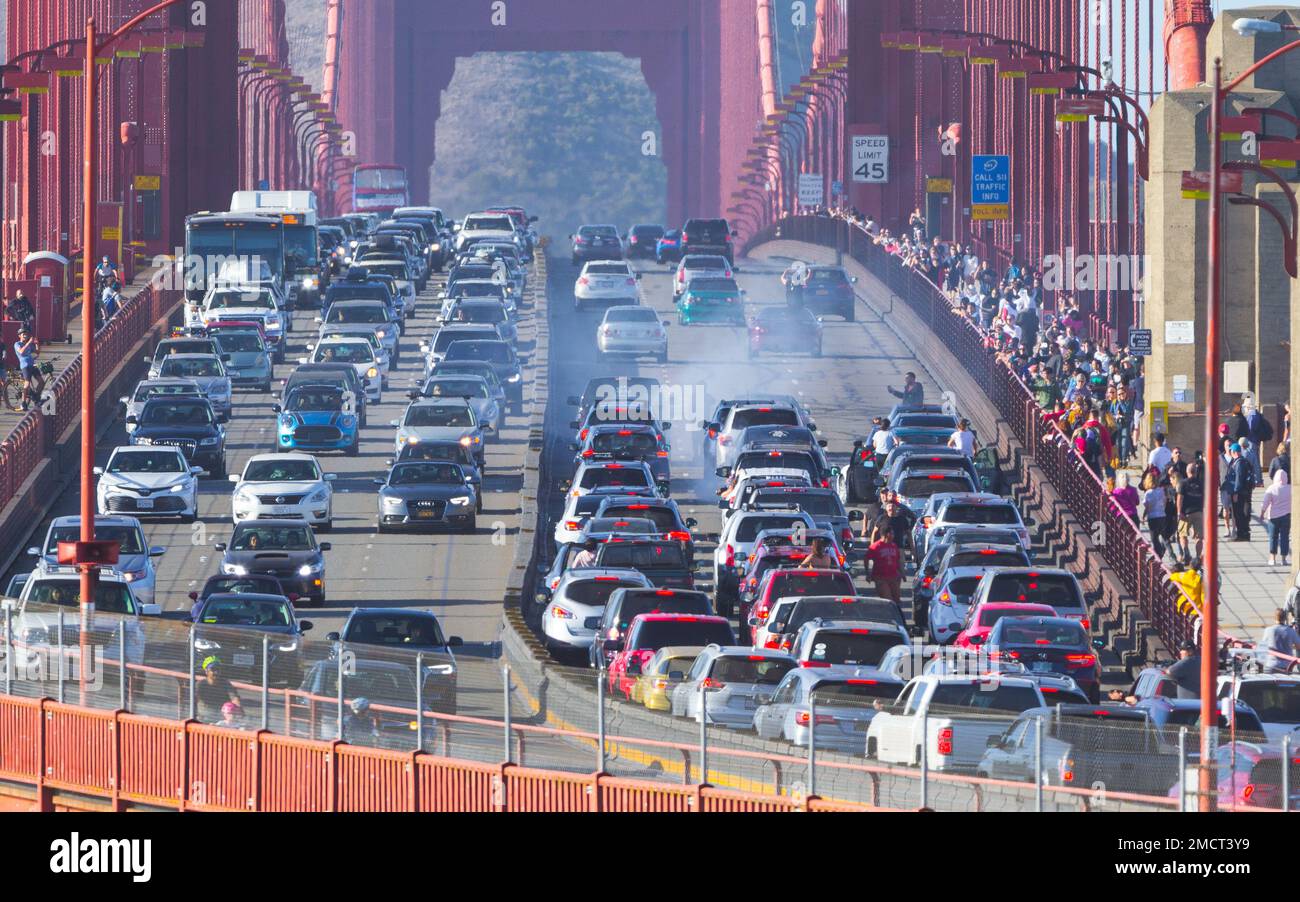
[3,357,57,413]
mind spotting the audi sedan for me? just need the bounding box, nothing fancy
[746,306,823,358]
[374,461,478,533]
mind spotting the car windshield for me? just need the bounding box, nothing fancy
[445,342,513,364]
[244,460,318,482]
[565,579,643,607]
[47,524,145,555]
[135,383,200,402]
[590,432,659,455]
[683,256,726,270]
[893,414,958,429]
[231,526,312,551]
[580,226,618,239]
[940,577,982,604]
[426,380,489,399]
[737,452,815,473]
[580,467,650,490]
[313,666,416,701]
[160,358,223,379]
[804,632,897,667]
[200,597,292,627]
[398,443,471,465]
[364,263,408,280]
[345,615,446,648]
[327,286,390,304]
[1235,682,1300,724]
[140,400,212,426]
[598,543,686,569]
[899,475,975,498]
[978,607,1051,627]
[29,579,136,614]
[390,463,464,485]
[689,278,738,293]
[731,408,799,430]
[755,492,842,516]
[588,263,629,275]
[703,656,790,685]
[807,269,848,284]
[811,679,901,703]
[327,305,388,324]
[944,504,1020,525]
[632,620,733,649]
[784,600,905,632]
[768,572,854,598]
[406,406,474,428]
[436,363,498,387]
[287,387,345,411]
[996,621,1088,647]
[108,450,186,474]
[465,216,512,231]
[454,305,506,325]
[214,333,264,354]
[986,575,1081,610]
[599,505,679,532]
[315,342,373,364]
[606,309,660,324]
[207,290,272,310]
[948,550,1027,568]
[928,683,1042,713]
[452,282,506,299]
[203,577,278,596]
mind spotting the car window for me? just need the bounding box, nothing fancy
[160,357,224,379]
[948,550,1027,568]
[108,450,186,474]
[688,278,739,292]
[327,305,388,324]
[200,597,292,627]
[598,543,686,569]
[445,342,514,365]
[315,342,374,364]
[579,467,651,490]
[135,383,200,402]
[344,615,445,647]
[730,408,799,430]
[929,683,1042,713]
[141,400,213,426]
[231,526,312,551]
[1235,682,1300,724]
[805,632,898,667]
[48,524,145,555]
[405,406,475,428]
[606,309,660,323]
[943,504,1021,525]
[767,571,854,599]
[986,575,1082,610]
[426,379,489,400]
[214,333,264,353]
[899,475,976,498]
[244,460,318,482]
[389,463,463,485]
[287,387,346,411]
[711,656,793,685]
[631,619,733,649]
[29,579,136,614]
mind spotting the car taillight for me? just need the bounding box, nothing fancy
[718,435,731,445]
[799,661,831,668]
[763,637,781,649]
[564,520,579,530]
[921,576,934,588]
[725,545,735,567]
[708,428,718,439]
[626,278,636,286]
[578,277,589,285]
[821,479,830,488]
[681,232,689,243]
[1060,759,1075,783]
[581,449,594,458]
[936,727,953,756]
[1243,783,1256,801]
[1080,618,1090,630]
[653,678,668,689]
[795,711,834,725]
[1066,654,1096,667]
[551,606,573,620]
[700,678,725,689]
[937,592,951,605]
[666,531,691,542]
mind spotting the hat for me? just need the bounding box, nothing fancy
[1219,424,1230,434]
[1230,443,1242,453]
[1179,640,1197,652]
[221,702,240,716]
[201,656,221,672]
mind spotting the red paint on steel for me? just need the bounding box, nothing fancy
[335,744,414,812]
[0,696,41,783]
[258,732,333,812]
[700,785,801,812]
[117,713,185,808]
[504,766,598,813]
[415,755,501,812]
[598,776,695,812]
[41,701,117,797]
[187,723,256,811]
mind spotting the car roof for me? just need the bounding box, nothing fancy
[802,619,906,633]
[246,452,316,464]
[204,592,291,605]
[232,518,313,530]
[410,397,473,408]
[558,567,647,583]
[630,613,727,624]
[50,514,140,528]
[990,615,1084,631]
[982,567,1072,578]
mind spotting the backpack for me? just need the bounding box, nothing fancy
[1256,414,1275,443]
[1084,428,1102,459]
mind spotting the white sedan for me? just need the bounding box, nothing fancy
[229,452,337,530]
[574,261,641,311]
[95,446,203,521]
[596,306,668,362]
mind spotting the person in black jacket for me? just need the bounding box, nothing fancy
[1167,642,1201,699]
[1270,441,1290,480]
[1229,444,1254,541]
[887,372,924,407]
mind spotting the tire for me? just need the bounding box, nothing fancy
[3,379,24,413]
[657,348,668,364]
[814,343,824,358]
[476,494,484,514]
[844,305,855,323]
[461,515,477,534]
[377,523,390,535]
[318,520,333,534]
[212,457,227,479]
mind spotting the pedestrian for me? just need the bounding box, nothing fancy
[1226,403,1249,443]
[1148,431,1172,476]
[887,372,924,407]
[1141,471,1168,560]
[1258,608,1300,673]
[1260,469,1291,567]
[1228,443,1254,541]
[947,418,978,458]
[1015,302,1039,353]
[1174,463,1205,564]
[1270,441,1291,481]
[870,416,897,467]
[12,326,44,412]
[5,289,34,330]
[1109,471,1139,520]
[864,532,904,615]
[1246,404,1274,486]
[1167,641,1201,699]
[196,657,241,722]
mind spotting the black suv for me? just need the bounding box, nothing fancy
[681,218,737,264]
[625,224,665,259]
[128,396,227,477]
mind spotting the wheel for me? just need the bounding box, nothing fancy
[314,595,326,609]
[571,256,579,266]
[461,516,477,534]
[318,520,333,534]
[181,512,198,525]
[211,457,227,479]
[2,379,23,413]
[476,494,483,514]
[377,522,390,535]
[814,344,824,358]
[844,305,855,323]
[260,381,273,393]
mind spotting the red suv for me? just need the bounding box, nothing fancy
[742,567,856,645]
[607,613,734,699]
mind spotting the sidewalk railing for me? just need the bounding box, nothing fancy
[749,216,1195,653]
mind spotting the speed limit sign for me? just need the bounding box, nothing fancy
[852,135,889,184]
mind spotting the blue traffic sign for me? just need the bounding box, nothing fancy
[831,180,843,196]
[971,155,1011,205]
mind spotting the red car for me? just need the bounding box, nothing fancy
[747,306,823,359]
[607,613,734,699]
[742,565,855,646]
[953,601,1058,650]
[1168,741,1300,810]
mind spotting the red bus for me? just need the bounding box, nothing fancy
[352,164,409,215]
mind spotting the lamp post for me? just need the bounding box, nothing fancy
[1198,15,1300,813]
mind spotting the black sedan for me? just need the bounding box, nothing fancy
[191,593,313,688]
[214,520,331,606]
[375,461,478,533]
[441,339,523,412]
[325,608,462,710]
[188,574,299,613]
[570,224,624,265]
[984,616,1103,704]
[127,397,227,477]
[747,306,824,358]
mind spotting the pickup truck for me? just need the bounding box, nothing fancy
[865,674,1061,772]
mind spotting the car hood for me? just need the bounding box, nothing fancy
[195,622,300,639]
[281,410,353,428]
[101,471,191,492]
[684,290,740,300]
[223,351,269,369]
[402,426,480,443]
[380,483,474,501]
[176,375,229,394]
[223,549,321,570]
[134,423,220,440]
[236,480,323,495]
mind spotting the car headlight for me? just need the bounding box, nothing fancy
[193,637,221,652]
[449,496,472,506]
[20,626,49,645]
[307,488,330,504]
[222,563,248,576]
[507,374,521,383]
[431,243,441,251]
[279,415,295,430]
[200,437,220,446]
[122,569,147,583]
[170,483,187,493]
[459,435,480,446]
[367,367,379,380]
[234,489,257,505]
[404,434,419,445]
[302,276,318,289]
[298,562,322,576]
[134,437,154,446]
[375,329,388,339]
[383,496,405,508]
[339,415,357,428]
[349,240,359,249]
[275,640,299,653]
[265,319,282,331]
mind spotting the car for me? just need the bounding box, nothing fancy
[566,375,664,425]
[414,375,503,436]
[441,340,523,413]
[569,402,673,447]
[4,573,29,598]
[423,323,502,368]
[914,532,1029,592]
[95,445,203,520]
[876,447,983,490]
[539,568,654,660]
[981,615,1102,703]
[1133,696,1268,741]
[965,568,1089,626]
[656,229,683,264]
[120,378,206,436]
[322,277,397,324]
[890,471,979,521]
[608,614,735,699]
[593,496,696,564]
[596,306,669,361]
[630,646,704,710]
[573,423,672,486]
[319,324,392,384]
[952,601,1059,650]
[677,276,746,326]
[302,335,383,403]
[30,515,165,608]
[188,573,299,611]
[1216,674,1300,742]
[326,607,463,655]
[12,572,152,675]
[274,383,362,456]
[748,486,860,549]
[230,452,336,531]
[355,258,417,323]
[146,337,220,378]
[790,618,911,668]
[570,224,624,264]
[574,260,640,311]
[154,353,233,422]
[625,224,665,258]
[576,516,660,546]
[742,567,857,644]
[914,493,1031,555]
[391,398,487,466]
[672,254,733,299]
[590,587,714,669]
[421,360,508,417]
[195,286,288,361]
[755,595,907,652]
[374,460,479,533]
[670,646,795,726]
[800,265,858,321]
[713,508,818,607]
[440,298,518,344]
[457,211,520,254]
[725,447,833,490]
[390,441,485,511]
[210,327,274,392]
[753,666,904,750]
[317,299,400,362]
[191,593,314,688]
[594,537,694,590]
[214,520,331,607]
[709,401,813,470]
[925,566,1003,645]
[747,306,824,359]
[127,396,227,478]
[552,492,624,549]
[281,363,369,428]
[680,218,737,263]
[1168,741,1300,810]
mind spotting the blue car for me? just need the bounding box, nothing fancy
[656,229,682,265]
[274,383,360,455]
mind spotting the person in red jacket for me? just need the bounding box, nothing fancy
[865,534,903,615]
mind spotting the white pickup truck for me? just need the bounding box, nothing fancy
[865,673,1083,772]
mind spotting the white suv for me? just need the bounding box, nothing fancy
[229,452,337,530]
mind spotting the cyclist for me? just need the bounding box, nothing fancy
[342,697,380,744]
[101,280,122,321]
[13,326,45,412]
[94,256,119,295]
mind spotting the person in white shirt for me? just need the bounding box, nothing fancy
[871,418,897,459]
[570,540,599,569]
[1147,432,1172,476]
[1258,608,1300,673]
[948,419,978,457]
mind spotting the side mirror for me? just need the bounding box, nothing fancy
[326,631,341,642]
[118,396,129,406]
[271,404,282,414]
[661,422,672,431]
[568,442,580,452]
[149,546,167,558]
[191,467,206,476]
[568,420,581,430]
[818,439,829,448]
[213,543,227,552]
[986,734,1002,748]
[314,316,323,323]
[228,474,240,484]
[717,499,729,509]
[373,478,385,486]
[566,395,581,406]
[662,320,670,328]
[716,467,731,478]
[1093,638,1106,649]
[389,419,401,427]
[139,604,162,617]
[188,591,199,601]
[830,467,842,477]
[297,358,309,365]
[684,518,698,529]
[299,621,314,632]
[92,466,104,476]
[125,416,139,426]
[967,634,985,647]
[447,636,464,647]
[318,542,333,552]
[849,510,865,522]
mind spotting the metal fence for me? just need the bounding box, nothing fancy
[751,216,1195,653]
[1,600,1241,811]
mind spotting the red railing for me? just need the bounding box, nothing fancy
[753,216,1194,653]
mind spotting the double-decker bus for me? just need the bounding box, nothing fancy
[352,164,409,216]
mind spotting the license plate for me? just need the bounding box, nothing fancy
[233,653,255,667]
[416,510,436,519]
[136,498,154,510]
[1031,662,1053,673]
[271,506,294,515]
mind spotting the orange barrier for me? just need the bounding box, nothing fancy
[118,714,185,808]
[598,776,698,812]
[415,755,502,812]
[505,766,597,812]
[187,723,257,811]
[42,703,117,799]
[0,696,40,784]
[259,733,333,812]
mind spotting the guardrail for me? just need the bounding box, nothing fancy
[748,216,1194,653]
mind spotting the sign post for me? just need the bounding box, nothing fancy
[851,135,889,184]
[798,173,824,208]
[971,154,1010,221]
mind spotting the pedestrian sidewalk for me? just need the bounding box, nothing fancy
[1217,492,1291,637]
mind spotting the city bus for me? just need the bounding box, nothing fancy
[352,164,409,216]
[230,191,323,307]
[183,212,287,308]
